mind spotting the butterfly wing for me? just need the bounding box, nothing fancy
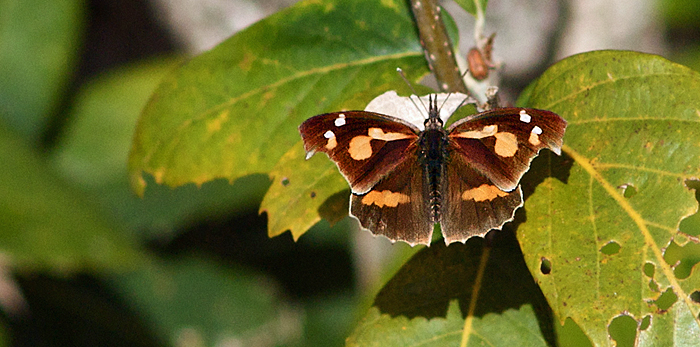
[439,152,523,243]
[439,107,565,243]
[299,111,420,194]
[446,107,567,192]
[349,151,433,246]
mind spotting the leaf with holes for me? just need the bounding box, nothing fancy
[347,232,554,346]
[518,50,700,346]
[128,0,428,196]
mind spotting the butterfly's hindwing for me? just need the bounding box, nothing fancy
[299,111,420,194]
[349,153,433,246]
[447,107,567,191]
[439,152,523,243]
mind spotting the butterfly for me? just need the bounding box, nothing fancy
[299,93,567,246]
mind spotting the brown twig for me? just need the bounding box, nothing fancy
[409,0,468,94]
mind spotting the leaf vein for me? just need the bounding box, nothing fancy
[563,144,700,328]
[539,71,693,110]
[141,51,421,168]
[593,162,690,178]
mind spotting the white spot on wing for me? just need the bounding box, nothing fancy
[519,110,531,123]
[334,114,346,127]
[529,126,543,146]
[324,130,337,150]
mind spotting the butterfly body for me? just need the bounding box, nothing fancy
[299,95,566,246]
[418,105,449,224]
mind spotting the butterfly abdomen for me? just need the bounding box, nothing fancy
[419,127,449,224]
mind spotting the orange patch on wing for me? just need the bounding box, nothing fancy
[348,128,413,160]
[326,136,337,150]
[528,131,541,146]
[494,132,518,157]
[366,128,412,141]
[461,184,508,202]
[324,130,337,150]
[361,190,410,207]
[348,136,373,160]
[454,124,498,139]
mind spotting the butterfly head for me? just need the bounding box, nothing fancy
[423,94,444,130]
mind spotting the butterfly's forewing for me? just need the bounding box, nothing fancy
[447,108,567,192]
[349,150,433,245]
[299,111,420,194]
[440,152,523,243]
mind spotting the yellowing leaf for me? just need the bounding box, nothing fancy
[520,50,700,346]
[128,0,428,196]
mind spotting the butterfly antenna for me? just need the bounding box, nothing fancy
[396,67,430,118]
[439,67,476,112]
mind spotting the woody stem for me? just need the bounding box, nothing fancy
[409,0,468,94]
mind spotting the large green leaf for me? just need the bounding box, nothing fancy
[347,231,555,346]
[519,50,700,346]
[128,0,428,197]
[0,0,84,140]
[0,124,143,272]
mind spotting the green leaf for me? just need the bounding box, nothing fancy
[107,257,301,346]
[261,142,348,239]
[51,57,271,237]
[0,124,143,272]
[128,0,428,197]
[347,232,555,346]
[519,50,700,346]
[453,0,489,16]
[0,0,84,140]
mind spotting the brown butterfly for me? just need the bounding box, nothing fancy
[299,95,566,246]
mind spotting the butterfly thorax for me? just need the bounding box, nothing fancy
[419,103,448,224]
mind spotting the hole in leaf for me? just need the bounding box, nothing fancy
[557,318,593,347]
[640,315,651,330]
[653,288,678,311]
[680,179,700,237]
[663,240,700,280]
[648,279,659,292]
[609,314,637,347]
[643,263,655,277]
[281,177,290,186]
[690,291,700,304]
[600,241,621,255]
[540,257,552,275]
[310,191,316,198]
[618,183,637,198]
